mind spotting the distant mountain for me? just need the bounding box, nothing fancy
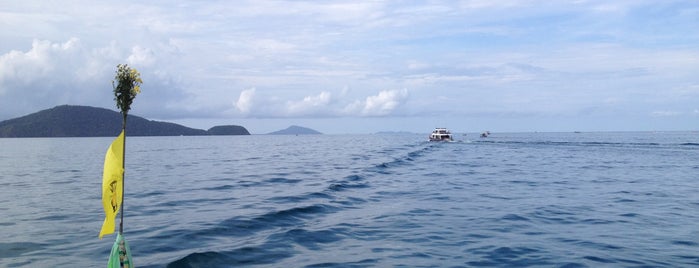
[375,131,415,135]
[0,105,250,137]
[268,125,322,135]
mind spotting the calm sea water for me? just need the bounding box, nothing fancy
[1,132,698,267]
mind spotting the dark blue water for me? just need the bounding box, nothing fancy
[1,132,698,267]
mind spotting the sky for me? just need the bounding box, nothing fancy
[1,0,698,134]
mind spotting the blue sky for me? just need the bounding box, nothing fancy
[1,1,697,134]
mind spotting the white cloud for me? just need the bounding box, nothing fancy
[235,88,256,114]
[0,36,207,120]
[286,91,332,115]
[127,46,156,66]
[345,89,409,116]
[406,60,431,70]
[250,39,297,54]
[0,38,81,89]
[456,0,525,10]
[0,38,98,115]
[651,110,682,117]
[227,88,410,118]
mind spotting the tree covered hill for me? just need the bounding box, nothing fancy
[207,125,250,135]
[0,105,249,137]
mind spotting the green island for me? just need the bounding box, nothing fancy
[0,105,250,137]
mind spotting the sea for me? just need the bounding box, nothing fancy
[1,132,698,267]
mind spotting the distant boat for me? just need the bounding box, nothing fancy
[429,128,454,142]
[480,131,490,138]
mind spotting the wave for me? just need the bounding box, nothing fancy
[208,204,340,237]
[0,242,47,258]
[680,142,699,146]
[161,142,441,267]
[465,246,553,267]
[327,174,369,192]
[266,192,333,204]
[166,245,294,267]
[367,143,435,174]
[305,258,380,267]
[166,227,360,268]
[471,139,699,150]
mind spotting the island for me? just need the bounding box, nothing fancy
[0,105,250,137]
[207,125,250,135]
[267,125,322,135]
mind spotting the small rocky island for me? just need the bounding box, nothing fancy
[0,105,250,137]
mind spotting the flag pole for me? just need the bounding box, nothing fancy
[119,112,126,235]
[101,64,140,268]
[111,63,141,235]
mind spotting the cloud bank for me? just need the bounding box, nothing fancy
[233,88,409,118]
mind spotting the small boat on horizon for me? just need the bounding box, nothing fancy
[429,128,454,142]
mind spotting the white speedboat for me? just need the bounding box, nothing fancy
[429,128,453,142]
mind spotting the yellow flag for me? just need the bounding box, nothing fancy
[99,131,125,239]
